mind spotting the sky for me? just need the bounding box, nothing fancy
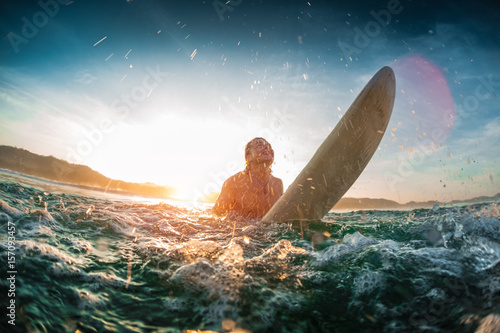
[0,0,499,205]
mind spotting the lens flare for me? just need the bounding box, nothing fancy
[392,55,455,147]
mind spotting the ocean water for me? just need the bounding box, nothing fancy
[1,169,500,333]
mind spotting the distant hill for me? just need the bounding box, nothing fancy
[0,145,174,198]
[331,197,439,210]
[332,197,402,210]
[331,194,500,211]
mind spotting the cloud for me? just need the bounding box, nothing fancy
[449,116,500,164]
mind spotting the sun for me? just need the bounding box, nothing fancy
[172,186,195,202]
[81,110,252,210]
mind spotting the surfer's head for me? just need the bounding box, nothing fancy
[245,137,274,169]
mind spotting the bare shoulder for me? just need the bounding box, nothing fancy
[270,175,284,195]
[223,171,248,187]
[270,175,283,185]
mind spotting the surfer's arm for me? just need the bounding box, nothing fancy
[211,178,236,216]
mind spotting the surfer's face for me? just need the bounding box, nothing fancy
[248,139,274,164]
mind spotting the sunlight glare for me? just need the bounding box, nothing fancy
[84,112,242,205]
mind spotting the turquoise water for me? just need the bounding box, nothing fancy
[1,170,499,332]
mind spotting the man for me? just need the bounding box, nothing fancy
[212,137,283,219]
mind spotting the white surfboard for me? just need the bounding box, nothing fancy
[262,66,396,223]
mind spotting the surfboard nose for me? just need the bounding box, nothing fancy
[376,66,395,80]
[378,66,395,77]
[364,66,396,111]
[374,66,396,93]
